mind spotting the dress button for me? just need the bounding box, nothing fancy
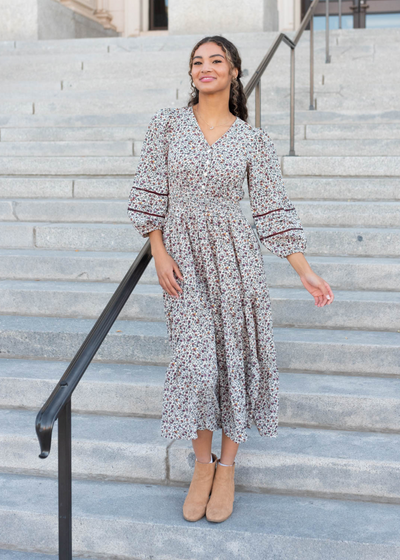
[204,171,208,176]
[206,160,210,165]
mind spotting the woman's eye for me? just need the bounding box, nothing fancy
[193,60,221,65]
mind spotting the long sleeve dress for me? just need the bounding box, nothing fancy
[127,105,307,444]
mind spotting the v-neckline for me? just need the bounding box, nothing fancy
[190,105,238,148]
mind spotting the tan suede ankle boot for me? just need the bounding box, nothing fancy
[182,452,218,522]
[206,458,235,522]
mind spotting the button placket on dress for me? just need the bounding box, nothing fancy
[201,146,212,191]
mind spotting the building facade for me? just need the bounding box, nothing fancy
[0,0,398,41]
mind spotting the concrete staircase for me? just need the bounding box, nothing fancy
[0,28,400,559]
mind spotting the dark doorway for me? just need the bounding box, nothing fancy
[149,0,168,30]
[302,0,400,29]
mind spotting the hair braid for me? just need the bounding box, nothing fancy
[187,36,249,123]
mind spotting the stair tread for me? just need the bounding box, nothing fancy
[1,314,399,344]
[1,279,399,302]
[0,552,92,560]
[0,473,399,549]
[0,247,399,265]
[2,358,400,399]
[3,408,400,462]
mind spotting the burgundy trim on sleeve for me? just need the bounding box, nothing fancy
[128,208,165,218]
[260,227,303,239]
[253,207,295,218]
[132,186,168,196]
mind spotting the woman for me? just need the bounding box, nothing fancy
[127,35,334,524]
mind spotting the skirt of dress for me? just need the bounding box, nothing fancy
[160,196,279,444]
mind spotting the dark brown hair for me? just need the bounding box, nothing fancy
[187,36,248,123]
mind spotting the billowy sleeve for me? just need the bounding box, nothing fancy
[127,108,171,238]
[246,128,307,258]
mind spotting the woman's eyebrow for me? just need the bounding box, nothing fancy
[193,54,225,60]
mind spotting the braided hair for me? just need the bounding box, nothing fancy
[187,36,249,123]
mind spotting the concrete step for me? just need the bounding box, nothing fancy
[0,28,396,53]
[1,154,399,177]
[0,141,134,157]
[3,122,399,143]
[1,80,398,112]
[2,136,400,161]
[311,94,400,113]
[2,91,397,116]
[1,199,398,228]
[0,49,354,77]
[1,280,398,331]
[300,226,400,257]
[276,139,400,157]
[0,249,398,291]
[0,125,148,142]
[0,473,399,559]
[1,176,398,201]
[1,109,399,131]
[0,156,138,175]
[305,123,400,140]
[4,137,400,157]
[282,156,400,177]
[0,48,392,81]
[0,80,62,94]
[31,91,178,116]
[2,222,399,257]
[0,315,398,376]
[1,29,389,56]
[0,551,93,560]
[2,358,400,433]
[1,408,400,501]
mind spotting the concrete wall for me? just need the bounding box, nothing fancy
[168,0,279,35]
[0,0,119,41]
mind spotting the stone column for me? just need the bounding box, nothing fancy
[168,0,279,35]
[0,0,119,40]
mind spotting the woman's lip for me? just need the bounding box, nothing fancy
[200,77,215,82]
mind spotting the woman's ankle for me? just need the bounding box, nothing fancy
[196,453,213,464]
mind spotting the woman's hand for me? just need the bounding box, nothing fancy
[154,250,184,297]
[148,229,184,297]
[286,252,334,307]
[299,271,334,307]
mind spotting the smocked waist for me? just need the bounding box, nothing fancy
[168,195,242,209]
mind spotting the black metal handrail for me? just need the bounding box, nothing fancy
[35,3,331,557]
[35,241,152,559]
[244,0,330,155]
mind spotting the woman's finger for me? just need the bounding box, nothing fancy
[169,272,183,294]
[326,282,334,304]
[163,276,180,297]
[173,262,184,280]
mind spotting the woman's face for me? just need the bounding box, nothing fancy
[191,42,238,96]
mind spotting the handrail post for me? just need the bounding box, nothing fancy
[309,16,315,110]
[338,0,342,28]
[289,46,295,156]
[59,400,72,559]
[326,0,331,63]
[255,79,261,128]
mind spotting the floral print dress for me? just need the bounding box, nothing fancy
[127,105,307,444]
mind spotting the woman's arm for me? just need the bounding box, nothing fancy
[149,230,183,298]
[286,252,334,307]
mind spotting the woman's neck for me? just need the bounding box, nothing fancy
[194,95,233,123]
